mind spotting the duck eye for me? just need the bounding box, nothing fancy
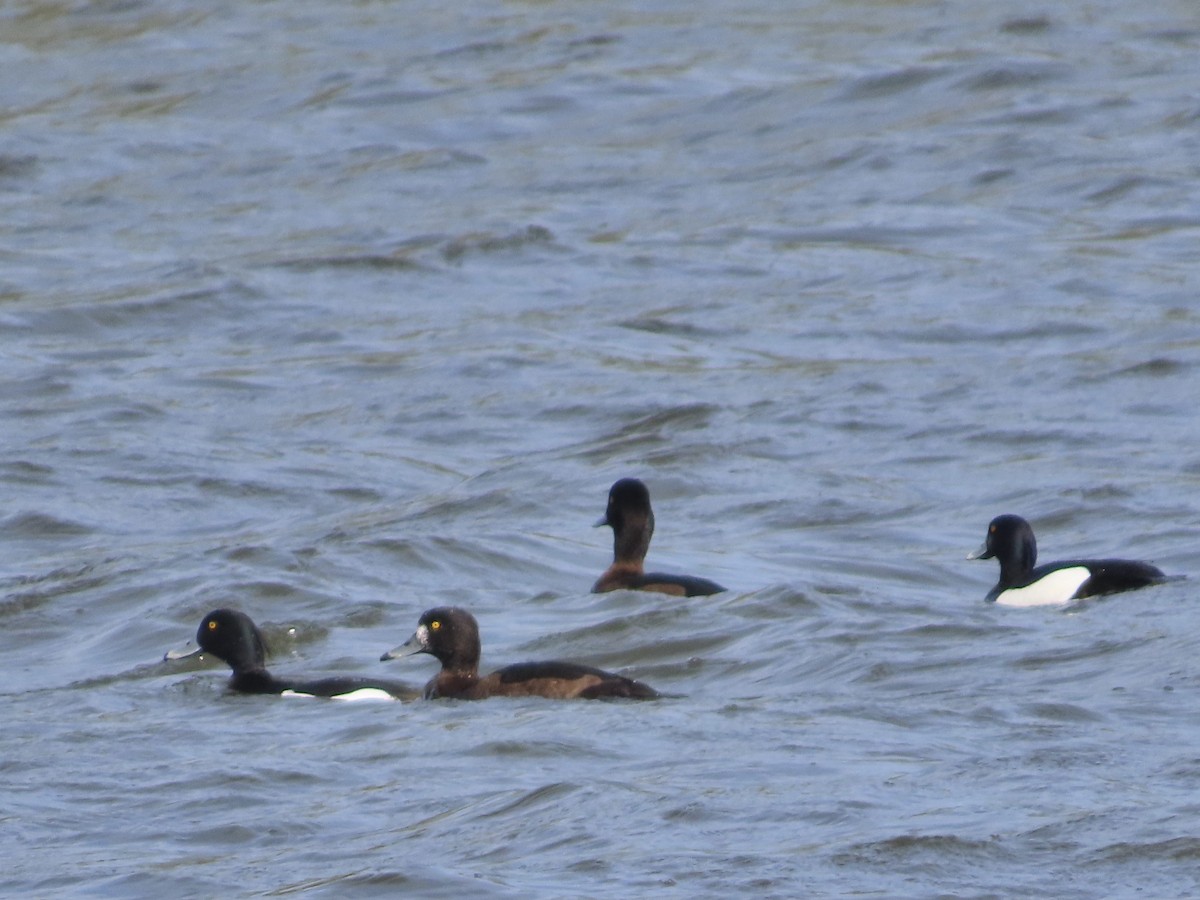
[207,620,219,631]
[430,620,441,631]
[989,524,996,534]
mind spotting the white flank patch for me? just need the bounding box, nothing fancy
[280,687,397,702]
[328,688,397,702]
[995,567,1091,607]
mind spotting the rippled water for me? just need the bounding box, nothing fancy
[4,1,1200,896]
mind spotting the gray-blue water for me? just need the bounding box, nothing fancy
[3,1,1200,896]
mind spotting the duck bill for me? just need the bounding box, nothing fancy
[380,630,427,662]
[163,641,203,662]
[593,514,609,528]
[966,541,992,561]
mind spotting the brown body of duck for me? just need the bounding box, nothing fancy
[380,607,658,701]
[592,477,725,597]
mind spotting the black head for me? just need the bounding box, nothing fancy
[195,608,269,674]
[970,514,1038,571]
[596,478,653,530]
[381,606,481,673]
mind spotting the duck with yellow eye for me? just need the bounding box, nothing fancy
[968,514,1170,607]
[165,608,418,700]
[380,606,658,701]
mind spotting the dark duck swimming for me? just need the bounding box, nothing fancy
[166,608,417,700]
[968,514,1168,606]
[592,477,725,597]
[380,606,658,700]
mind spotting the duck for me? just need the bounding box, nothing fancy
[380,606,658,700]
[592,477,725,596]
[968,514,1168,606]
[165,608,418,700]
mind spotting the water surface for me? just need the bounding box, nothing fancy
[3,1,1199,896]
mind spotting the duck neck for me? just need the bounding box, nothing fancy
[230,670,282,694]
[439,647,480,679]
[997,538,1037,586]
[430,669,478,700]
[613,511,654,570]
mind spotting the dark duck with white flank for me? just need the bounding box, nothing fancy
[969,514,1168,606]
[166,608,418,700]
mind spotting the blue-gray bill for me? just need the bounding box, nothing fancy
[380,630,426,661]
